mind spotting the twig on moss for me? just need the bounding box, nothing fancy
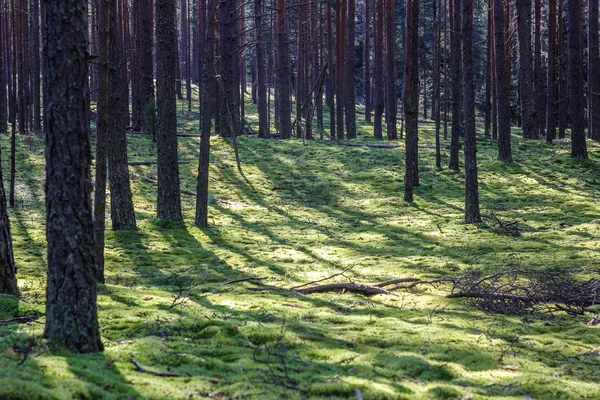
[131,358,186,377]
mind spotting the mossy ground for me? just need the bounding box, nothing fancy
[1,91,600,399]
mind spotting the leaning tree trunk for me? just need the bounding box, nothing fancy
[462,0,481,223]
[515,0,536,139]
[404,0,419,202]
[567,0,587,158]
[156,0,183,220]
[43,0,103,353]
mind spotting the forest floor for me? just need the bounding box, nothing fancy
[1,94,600,399]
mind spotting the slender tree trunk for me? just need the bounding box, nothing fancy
[557,0,567,139]
[31,0,41,131]
[139,0,155,136]
[43,0,103,353]
[156,0,183,219]
[0,0,7,134]
[568,0,587,158]
[404,0,419,202]
[195,0,217,228]
[255,0,268,138]
[515,0,536,139]
[385,0,397,140]
[0,144,17,295]
[484,0,492,138]
[494,0,512,161]
[363,0,371,122]
[534,0,544,138]
[462,0,480,223]
[327,0,335,139]
[546,0,558,142]
[434,0,442,168]
[275,0,291,138]
[373,0,384,139]
[345,0,356,139]
[108,0,137,231]
[94,0,109,283]
[589,0,600,141]
[448,0,461,170]
[335,0,346,139]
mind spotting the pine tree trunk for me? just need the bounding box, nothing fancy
[255,0,268,138]
[448,0,461,170]
[43,0,103,353]
[363,0,372,122]
[373,0,384,140]
[557,0,567,139]
[156,0,183,219]
[0,0,7,134]
[589,0,600,142]
[195,0,217,228]
[335,0,346,139]
[404,0,419,202]
[139,0,155,136]
[515,0,536,139]
[546,0,558,142]
[568,0,587,158]
[462,0,480,223]
[433,0,442,168]
[31,0,41,132]
[534,0,544,138]
[345,0,356,139]
[385,0,397,140]
[493,0,512,161]
[0,145,17,295]
[108,0,137,231]
[275,0,291,138]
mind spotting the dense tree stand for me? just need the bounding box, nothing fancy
[43,0,103,353]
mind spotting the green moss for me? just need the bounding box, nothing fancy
[1,89,600,398]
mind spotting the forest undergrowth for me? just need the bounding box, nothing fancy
[1,93,600,399]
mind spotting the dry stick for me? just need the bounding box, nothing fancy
[388,278,456,291]
[131,358,186,378]
[376,277,421,288]
[291,266,354,289]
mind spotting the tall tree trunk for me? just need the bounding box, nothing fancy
[567,0,587,158]
[363,0,372,122]
[448,0,461,170]
[433,0,442,168]
[275,0,291,138]
[385,0,397,140]
[373,0,384,139]
[327,0,335,139]
[515,0,536,139]
[108,0,137,231]
[31,0,41,131]
[462,0,480,223]
[404,0,419,202]
[195,0,217,228]
[139,0,155,136]
[0,0,7,134]
[557,0,567,139]
[255,0,268,138]
[335,0,346,139]
[156,0,183,219]
[94,0,109,283]
[218,0,241,137]
[0,144,17,295]
[345,0,356,139]
[484,0,492,138]
[589,0,600,141]
[493,0,512,161]
[534,0,544,138]
[43,0,103,353]
[546,0,558,142]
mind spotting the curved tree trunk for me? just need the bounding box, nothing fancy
[43,0,103,353]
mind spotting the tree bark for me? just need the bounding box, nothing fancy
[255,0,268,138]
[275,0,291,138]
[533,0,544,138]
[567,0,587,158]
[0,145,17,295]
[385,0,397,140]
[345,0,357,139]
[546,0,558,142]
[43,0,103,353]
[139,0,155,136]
[363,0,371,122]
[515,0,536,139]
[373,0,384,140]
[156,0,183,219]
[462,0,480,223]
[108,0,137,231]
[31,0,41,131]
[195,0,217,228]
[589,0,600,142]
[493,0,512,162]
[0,0,7,134]
[448,0,461,170]
[404,0,419,202]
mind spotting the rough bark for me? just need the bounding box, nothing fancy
[43,0,103,353]
[493,0,512,162]
[327,0,335,139]
[108,0,137,231]
[31,0,41,131]
[0,146,17,295]
[589,0,600,142]
[138,0,155,136]
[557,0,567,139]
[373,0,384,140]
[0,0,7,134]
[567,0,587,158]
[462,0,480,223]
[546,0,558,142]
[255,0,268,138]
[335,0,346,139]
[385,0,397,140]
[515,0,536,139]
[534,0,545,139]
[448,0,461,170]
[195,0,217,228]
[404,0,419,202]
[363,0,372,122]
[345,0,357,139]
[433,0,442,168]
[156,0,183,219]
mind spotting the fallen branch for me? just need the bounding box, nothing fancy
[292,267,353,289]
[142,177,197,196]
[131,358,186,378]
[295,283,395,296]
[376,278,421,288]
[0,316,42,325]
